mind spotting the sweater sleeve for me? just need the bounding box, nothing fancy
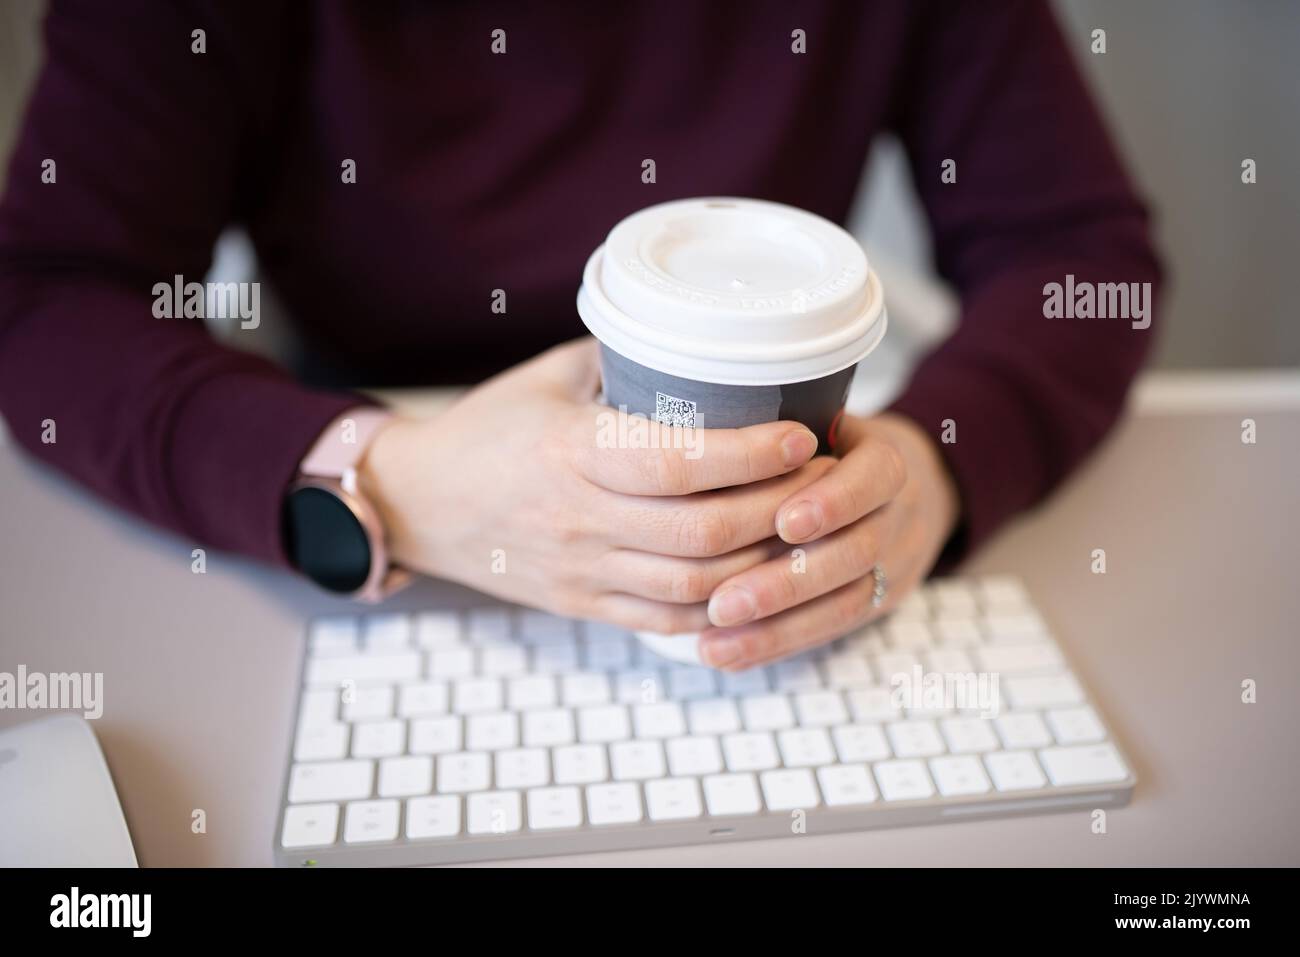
[0,0,367,564]
[884,0,1164,566]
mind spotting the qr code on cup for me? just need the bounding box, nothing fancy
[654,391,697,429]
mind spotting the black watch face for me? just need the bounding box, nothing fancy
[283,486,372,594]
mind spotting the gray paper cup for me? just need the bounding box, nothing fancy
[577,197,887,663]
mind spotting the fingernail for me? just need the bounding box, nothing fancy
[708,586,756,627]
[780,429,818,468]
[701,637,744,668]
[779,500,823,542]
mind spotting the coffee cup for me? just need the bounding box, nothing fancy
[577,197,887,664]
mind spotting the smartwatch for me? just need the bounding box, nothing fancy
[282,407,410,602]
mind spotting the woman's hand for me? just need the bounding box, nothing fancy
[697,412,961,669]
[357,338,832,634]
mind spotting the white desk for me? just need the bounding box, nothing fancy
[1,372,1297,865]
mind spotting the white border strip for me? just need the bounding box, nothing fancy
[1131,371,1300,414]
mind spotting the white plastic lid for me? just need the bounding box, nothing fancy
[577,197,886,386]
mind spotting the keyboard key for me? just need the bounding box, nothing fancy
[465,712,519,751]
[932,618,982,648]
[666,735,724,776]
[895,587,933,617]
[480,645,529,676]
[436,752,491,793]
[846,688,902,723]
[429,648,475,679]
[771,658,822,691]
[931,581,979,617]
[414,611,463,650]
[760,768,820,811]
[874,759,935,801]
[494,748,550,789]
[886,720,945,758]
[703,773,762,816]
[687,698,741,735]
[793,690,848,727]
[342,685,394,722]
[362,614,411,651]
[468,607,515,644]
[994,712,1052,750]
[633,702,687,739]
[507,675,556,710]
[351,720,405,758]
[295,722,349,762]
[378,755,433,797]
[1039,743,1129,786]
[562,672,612,707]
[409,716,462,754]
[740,694,795,731]
[616,669,663,704]
[977,644,1064,675]
[1003,673,1084,710]
[308,618,358,656]
[874,653,921,684]
[534,642,581,673]
[586,782,643,826]
[645,778,703,821]
[467,791,522,834]
[846,625,887,655]
[928,755,992,796]
[289,760,373,803]
[984,750,1048,792]
[924,648,976,674]
[982,612,1049,644]
[610,740,667,780]
[939,717,1001,754]
[978,576,1031,611]
[552,744,608,785]
[306,653,421,688]
[719,668,768,696]
[297,688,341,729]
[406,795,460,839]
[578,704,631,743]
[522,708,575,747]
[584,636,633,671]
[517,611,575,644]
[817,764,878,806]
[281,803,339,848]
[823,652,873,688]
[528,786,584,830]
[722,732,780,771]
[668,667,718,700]
[344,799,400,843]
[452,677,504,714]
[777,728,835,767]
[831,723,891,763]
[885,621,933,651]
[398,681,448,717]
[1046,706,1107,745]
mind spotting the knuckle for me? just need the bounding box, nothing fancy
[665,564,712,604]
[645,449,691,495]
[673,505,731,557]
[845,527,880,574]
[879,441,909,495]
[765,569,801,612]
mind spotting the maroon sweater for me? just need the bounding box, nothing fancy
[0,0,1161,570]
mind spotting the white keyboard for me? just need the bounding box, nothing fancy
[274,576,1135,865]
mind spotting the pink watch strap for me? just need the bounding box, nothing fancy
[299,407,395,483]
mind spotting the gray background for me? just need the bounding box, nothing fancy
[3,0,1294,369]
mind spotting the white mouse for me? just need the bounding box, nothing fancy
[0,714,138,867]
